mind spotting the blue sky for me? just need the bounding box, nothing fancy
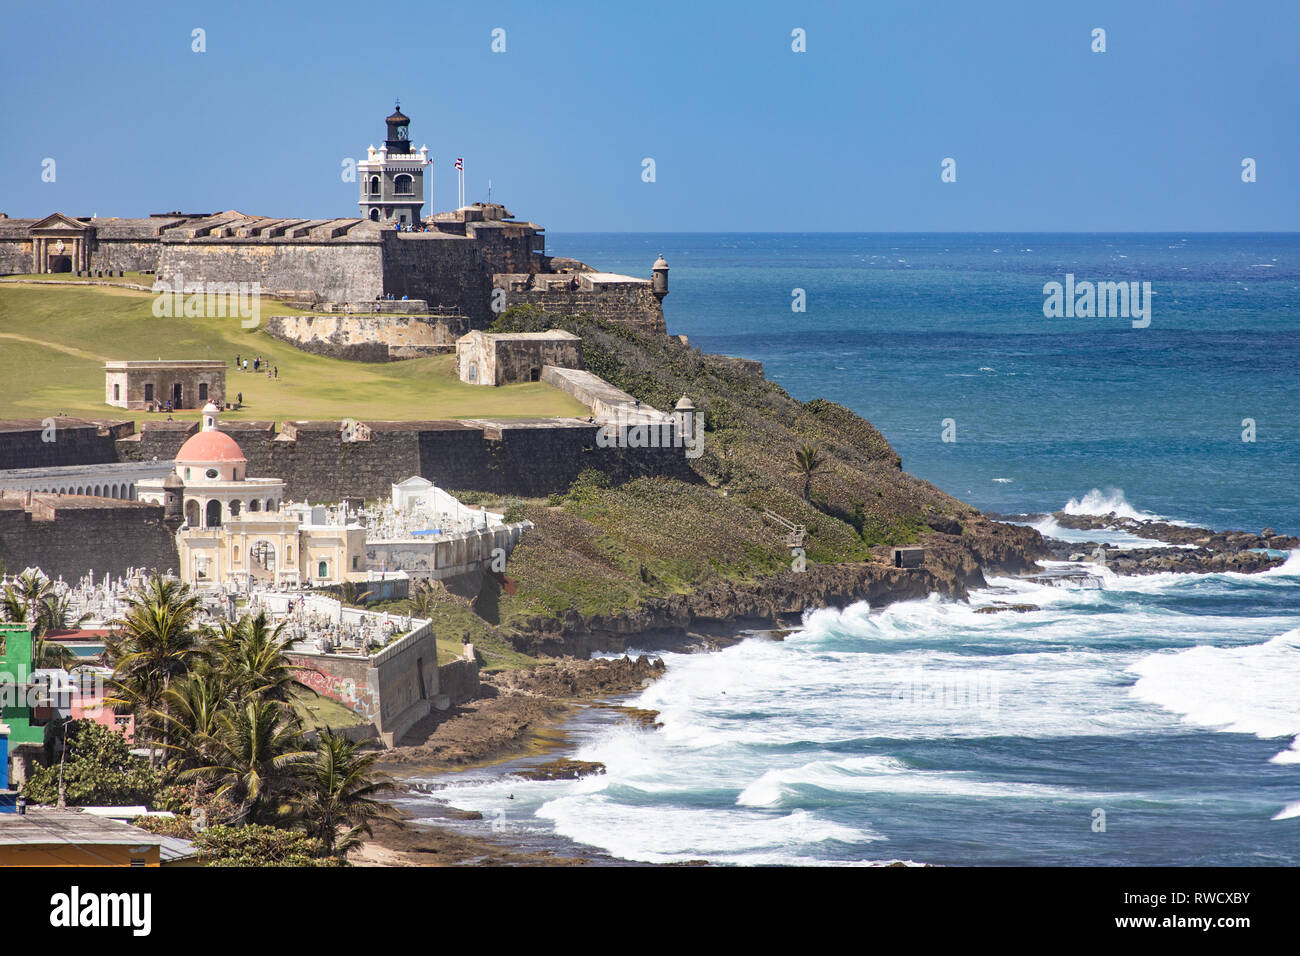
[1,0,1297,231]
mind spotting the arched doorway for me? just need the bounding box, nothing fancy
[250,540,277,581]
[205,499,222,528]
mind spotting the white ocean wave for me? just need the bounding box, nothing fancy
[1130,628,1300,757]
[1063,487,1163,521]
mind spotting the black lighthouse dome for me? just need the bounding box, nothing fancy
[385,102,411,154]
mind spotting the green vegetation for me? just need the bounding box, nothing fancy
[476,306,971,626]
[1,567,87,668]
[0,282,587,421]
[370,578,537,671]
[17,575,396,863]
[22,721,162,807]
[192,825,343,867]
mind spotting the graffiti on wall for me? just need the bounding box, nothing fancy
[294,664,378,722]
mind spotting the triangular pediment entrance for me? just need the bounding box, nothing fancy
[30,212,91,234]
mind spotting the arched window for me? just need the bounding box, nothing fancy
[249,499,260,512]
[394,174,413,196]
[230,500,241,517]
[205,499,222,528]
[266,499,274,512]
[369,176,380,196]
[318,561,328,578]
[185,499,200,526]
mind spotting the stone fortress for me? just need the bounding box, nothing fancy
[0,104,670,335]
[0,103,714,585]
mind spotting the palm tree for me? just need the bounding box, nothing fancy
[290,730,396,858]
[153,667,235,771]
[33,592,90,670]
[403,580,439,618]
[182,698,310,826]
[105,574,205,760]
[339,582,374,607]
[794,445,826,501]
[5,568,53,621]
[213,611,302,703]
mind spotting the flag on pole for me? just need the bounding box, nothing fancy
[454,158,463,171]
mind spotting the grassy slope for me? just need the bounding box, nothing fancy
[0,282,587,421]
[481,307,979,627]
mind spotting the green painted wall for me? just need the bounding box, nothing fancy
[0,624,43,745]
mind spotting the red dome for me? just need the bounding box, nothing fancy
[176,429,246,463]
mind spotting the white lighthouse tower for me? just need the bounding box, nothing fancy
[357,102,431,225]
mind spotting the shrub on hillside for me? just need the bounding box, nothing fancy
[193,825,344,867]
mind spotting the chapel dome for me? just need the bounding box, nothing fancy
[176,429,246,464]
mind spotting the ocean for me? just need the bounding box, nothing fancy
[401,234,1300,865]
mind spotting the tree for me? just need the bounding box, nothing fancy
[213,611,301,703]
[182,698,310,826]
[289,730,395,858]
[339,582,374,607]
[21,720,161,807]
[104,574,206,761]
[402,580,439,618]
[794,444,826,501]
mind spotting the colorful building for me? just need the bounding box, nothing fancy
[0,623,46,790]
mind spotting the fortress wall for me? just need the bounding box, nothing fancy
[0,497,180,579]
[465,227,542,275]
[501,285,667,334]
[109,418,695,502]
[92,238,163,273]
[263,314,468,362]
[0,423,120,470]
[379,235,494,324]
[0,239,33,275]
[158,239,385,304]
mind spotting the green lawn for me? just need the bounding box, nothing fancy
[0,282,588,422]
[291,685,372,731]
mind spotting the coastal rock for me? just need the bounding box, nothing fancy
[1049,512,1299,552]
[485,654,666,698]
[513,759,607,781]
[973,603,1039,614]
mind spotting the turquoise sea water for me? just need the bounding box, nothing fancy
[405,234,1300,865]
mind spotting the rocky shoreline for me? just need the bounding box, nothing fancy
[504,515,1048,657]
[355,510,1296,866]
[355,655,671,866]
[995,510,1297,576]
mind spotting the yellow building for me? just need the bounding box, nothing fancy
[0,809,162,867]
[178,503,367,588]
[136,404,366,587]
